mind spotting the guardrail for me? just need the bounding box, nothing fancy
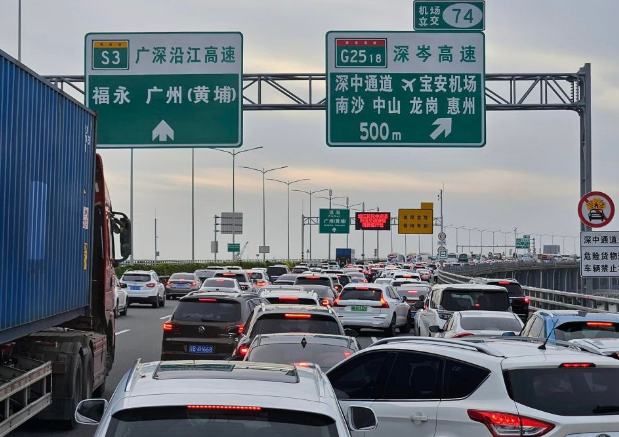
[438,270,619,313]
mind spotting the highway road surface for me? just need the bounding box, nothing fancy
[9,300,390,437]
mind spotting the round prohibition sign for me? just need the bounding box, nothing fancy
[578,191,615,228]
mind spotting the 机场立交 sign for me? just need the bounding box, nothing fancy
[326,31,485,147]
[85,32,242,148]
[581,231,619,277]
[414,1,485,31]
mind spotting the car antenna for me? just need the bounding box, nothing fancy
[538,319,559,350]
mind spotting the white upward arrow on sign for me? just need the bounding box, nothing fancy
[152,120,174,142]
[430,118,452,140]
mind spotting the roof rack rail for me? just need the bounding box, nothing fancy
[124,358,142,392]
[370,336,505,357]
[486,336,581,350]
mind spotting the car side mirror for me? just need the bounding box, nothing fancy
[344,328,358,338]
[414,301,425,309]
[347,406,378,431]
[429,325,443,333]
[75,399,107,425]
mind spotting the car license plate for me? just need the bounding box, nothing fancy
[189,345,214,354]
[176,283,187,288]
[351,306,367,311]
[130,286,140,291]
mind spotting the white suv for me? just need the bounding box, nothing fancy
[334,283,411,336]
[327,336,619,437]
[120,270,166,308]
[75,360,378,436]
[417,284,510,337]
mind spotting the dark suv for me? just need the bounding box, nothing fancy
[471,278,529,321]
[266,265,290,282]
[231,305,350,359]
[161,292,268,360]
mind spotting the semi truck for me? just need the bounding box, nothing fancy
[0,49,131,434]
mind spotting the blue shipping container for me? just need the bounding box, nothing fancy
[0,49,96,344]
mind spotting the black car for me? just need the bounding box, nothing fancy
[273,274,299,285]
[244,333,360,371]
[298,284,338,306]
[161,292,267,360]
[266,265,290,282]
[231,305,352,359]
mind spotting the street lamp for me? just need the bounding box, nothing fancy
[240,165,288,261]
[292,188,329,261]
[317,191,347,261]
[474,229,488,259]
[333,199,363,249]
[213,146,263,257]
[267,178,310,260]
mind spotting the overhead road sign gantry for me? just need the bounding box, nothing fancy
[326,31,485,147]
[85,32,243,148]
[578,191,615,229]
[414,1,485,31]
[319,209,350,234]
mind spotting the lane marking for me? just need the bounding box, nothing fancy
[115,329,130,336]
[159,314,172,320]
[371,336,378,343]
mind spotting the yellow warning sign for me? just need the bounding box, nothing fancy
[398,209,433,234]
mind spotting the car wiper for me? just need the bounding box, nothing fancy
[593,405,619,414]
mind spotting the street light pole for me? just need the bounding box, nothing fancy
[292,188,329,261]
[213,146,263,258]
[267,178,310,260]
[240,165,288,261]
[317,191,347,261]
[333,199,363,250]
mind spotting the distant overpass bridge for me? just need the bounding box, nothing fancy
[439,262,619,314]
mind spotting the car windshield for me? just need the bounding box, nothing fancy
[487,281,524,297]
[339,288,382,301]
[202,278,237,288]
[121,274,151,282]
[506,367,619,416]
[251,314,342,337]
[555,321,619,340]
[460,316,522,331]
[295,277,332,287]
[248,343,353,371]
[105,406,339,437]
[441,290,509,311]
[174,300,241,322]
[170,273,195,281]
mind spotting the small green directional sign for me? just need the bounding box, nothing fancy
[85,32,243,148]
[319,209,350,234]
[228,243,241,252]
[414,1,485,31]
[326,31,485,148]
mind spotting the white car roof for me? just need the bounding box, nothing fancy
[457,311,521,319]
[261,289,318,298]
[122,270,154,275]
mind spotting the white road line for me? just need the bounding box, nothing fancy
[371,336,378,343]
[159,314,172,320]
[115,329,130,336]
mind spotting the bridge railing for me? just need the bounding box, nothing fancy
[438,270,619,313]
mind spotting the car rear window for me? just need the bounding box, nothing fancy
[252,314,342,337]
[505,367,619,416]
[555,321,619,341]
[292,267,308,273]
[295,277,332,287]
[174,300,241,323]
[441,290,509,311]
[122,274,151,282]
[202,278,237,288]
[195,270,215,279]
[339,288,382,301]
[487,281,524,297]
[215,272,247,282]
[299,286,335,299]
[248,343,353,371]
[170,273,195,280]
[265,297,317,305]
[247,271,264,280]
[105,406,339,437]
[396,288,428,298]
[460,317,522,331]
[267,267,288,277]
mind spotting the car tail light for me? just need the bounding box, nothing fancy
[343,351,351,357]
[333,297,343,307]
[257,281,267,287]
[380,296,389,308]
[407,290,418,294]
[586,322,613,327]
[560,363,595,368]
[239,346,249,356]
[498,281,511,285]
[163,321,179,332]
[216,279,225,283]
[237,324,245,334]
[294,362,313,367]
[146,282,156,288]
[307,276,320,279]
[191,281,197,287]
[356,286,370,290]
[321,299,330,306]
[223,273,235,277]
[453,332,474,338]
[524,297,530,304]
[166,281,171,286]
[187,405,261,411]
[199,298,217,302]
[467,410,554,437]
[279,296,299,301]
[285,313,312,319]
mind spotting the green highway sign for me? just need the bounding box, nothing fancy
[319,209,350,234]
[85,32,243,148]
[414,1,485,31]
[438,249,448,259]
[515,238,530,249]
[227,243,240,252]
[326,32,485,147]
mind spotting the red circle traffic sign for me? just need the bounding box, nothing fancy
[578,191,615,228]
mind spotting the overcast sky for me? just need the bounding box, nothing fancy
[1,0,617,261]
